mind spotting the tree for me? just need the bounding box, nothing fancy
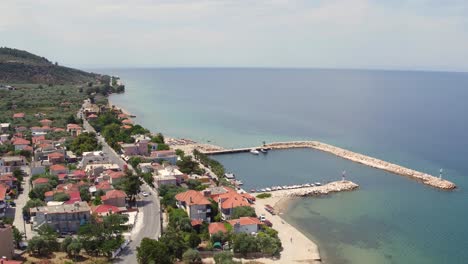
[53,192,70,201]
[12,226,24,248]
[29,184,53,200]
[177,155,203,175]
[114,171,141,202]
[187,232,201,248]
[231,206,257,219]
[160,227,189,259]
[137,238,172,264]
[79,185,91,202]
[232,233,258,256]
[68,132,101,155]
[175,149,185,158]
[214,251,240,264]
[13,168,24,183]
[23,199,46,216]
[182,248,201,264]
[151,133,165,144]
[67,239,83,259]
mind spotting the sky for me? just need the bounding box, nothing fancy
[1,0,468,71]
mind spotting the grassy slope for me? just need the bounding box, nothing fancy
[0,47,98,84]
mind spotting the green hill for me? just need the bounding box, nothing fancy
[0,47,98,84]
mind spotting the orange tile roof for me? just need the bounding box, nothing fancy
[212,187,251,210]
[96,181,112,190]
[93,204,121,214]
[108,171,125,179]
[208,222,228,234]
[228,217,262,226]
[48,152,64,158]
[13,113,25,118]
[102,190,127,200]
[50,164,67,171]
[191,219,203,226]
[12,137,30,145]
[32,177,49,184]
[0,184,7,200]
[121,119,133,124]
[175,190,211,206]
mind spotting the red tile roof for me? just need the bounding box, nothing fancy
[228,217,262,226]
[175,190,211,206]
[95,181,112,190]
[48,152,64,159]
[102,189,127,200]
[191,219,203,226]
[121,119,133,124]
[121,125,132,129]
[72,170,86,178]
[88,114,98,118]
[22,146,33,152]
[32,177,49,185]
[208,222,228,235]
[0,184,7,200]
[54,128,65,132]
[93,204,121,214]
[40,119,52,124]
[12,137,30,145]
[108,171,125,179]
[212,187,251,210]
[64,191,81,204]
[67,123,82,129]
[50,164,67,171]
[13,113,25,118]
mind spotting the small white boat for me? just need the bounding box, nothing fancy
[265,187,272,192]
[260,188,266,192]
[315,182,322,186]
[250,149,260,155]
[260,148,268,153]
[250,189,256,193]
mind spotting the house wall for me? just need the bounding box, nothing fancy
[0,226,14,259]
[103,197,126,207]
[189,204,211,222]
[35,211,90,233]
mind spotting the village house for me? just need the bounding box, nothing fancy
[39,119,53,126]
[49,164,69,176]
[102,189,127,207]
[0,134,9,142]
[208,222,228,236]
[0,184,8,217]
[32,177,49,188]
[150,150,178,165]
[12,137,30,150]
[175,190,212,222]
[228,217,263,234]
[48,152,65,165]
[92,204,121,216]
[66,123,82,137]
[90,180,113,194]
[101,170,126,185]
[34,143,65,161]
[0,123,10,133]
[12,113,25,119]
[85,163,120,179]
[30,201,91,233]
[153,165,184,186]
[0,174,17,189]
[0,223,15,259]
[208,187,255,220]
[0,156,26,173]
[79,151,106,168]
[120,135,150,156]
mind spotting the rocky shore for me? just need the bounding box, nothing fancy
[257,180,359,198]
[265,141,457,190]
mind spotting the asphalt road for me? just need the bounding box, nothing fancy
[80,104,161,263]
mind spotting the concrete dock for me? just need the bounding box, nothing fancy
[199,141,457,190]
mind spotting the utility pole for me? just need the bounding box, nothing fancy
[439,168,443,179]
[342,170,346,182]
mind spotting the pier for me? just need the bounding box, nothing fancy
[199,140,457,190]
[256,180,359,197]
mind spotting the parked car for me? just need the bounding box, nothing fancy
[141,192,149,197]
[263,219,273,227]
[9,201,16,207]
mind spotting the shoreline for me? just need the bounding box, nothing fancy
[107,97,330,263]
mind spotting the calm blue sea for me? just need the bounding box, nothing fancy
[98,68,468,264]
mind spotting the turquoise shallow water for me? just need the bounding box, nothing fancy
[97,68,468,264]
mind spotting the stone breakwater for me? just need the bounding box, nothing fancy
[258,180,359,198]
[265,141,457,190]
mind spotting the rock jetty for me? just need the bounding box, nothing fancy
[257,180,359,198]
[265,141,457,190]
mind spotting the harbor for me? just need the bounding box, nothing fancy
[200,141,457,190]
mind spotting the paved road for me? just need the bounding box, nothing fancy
[115,184,161,264]
[10,166,32,239]
[80,103,161,263]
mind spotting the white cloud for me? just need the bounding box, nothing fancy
[0,0,467,71]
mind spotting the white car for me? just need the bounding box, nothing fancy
[141,192,149,197]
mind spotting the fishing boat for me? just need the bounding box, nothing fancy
[250,149,260,155]
[260,148,268,153]
[314,182,322,186]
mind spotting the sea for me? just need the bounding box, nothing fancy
[98,68,468,264]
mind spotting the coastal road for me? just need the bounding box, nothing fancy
[80,104,161,263]
[115,184,161,264]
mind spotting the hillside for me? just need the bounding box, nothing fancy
[0,47,98,84]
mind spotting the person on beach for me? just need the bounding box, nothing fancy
[290,237,293,243]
